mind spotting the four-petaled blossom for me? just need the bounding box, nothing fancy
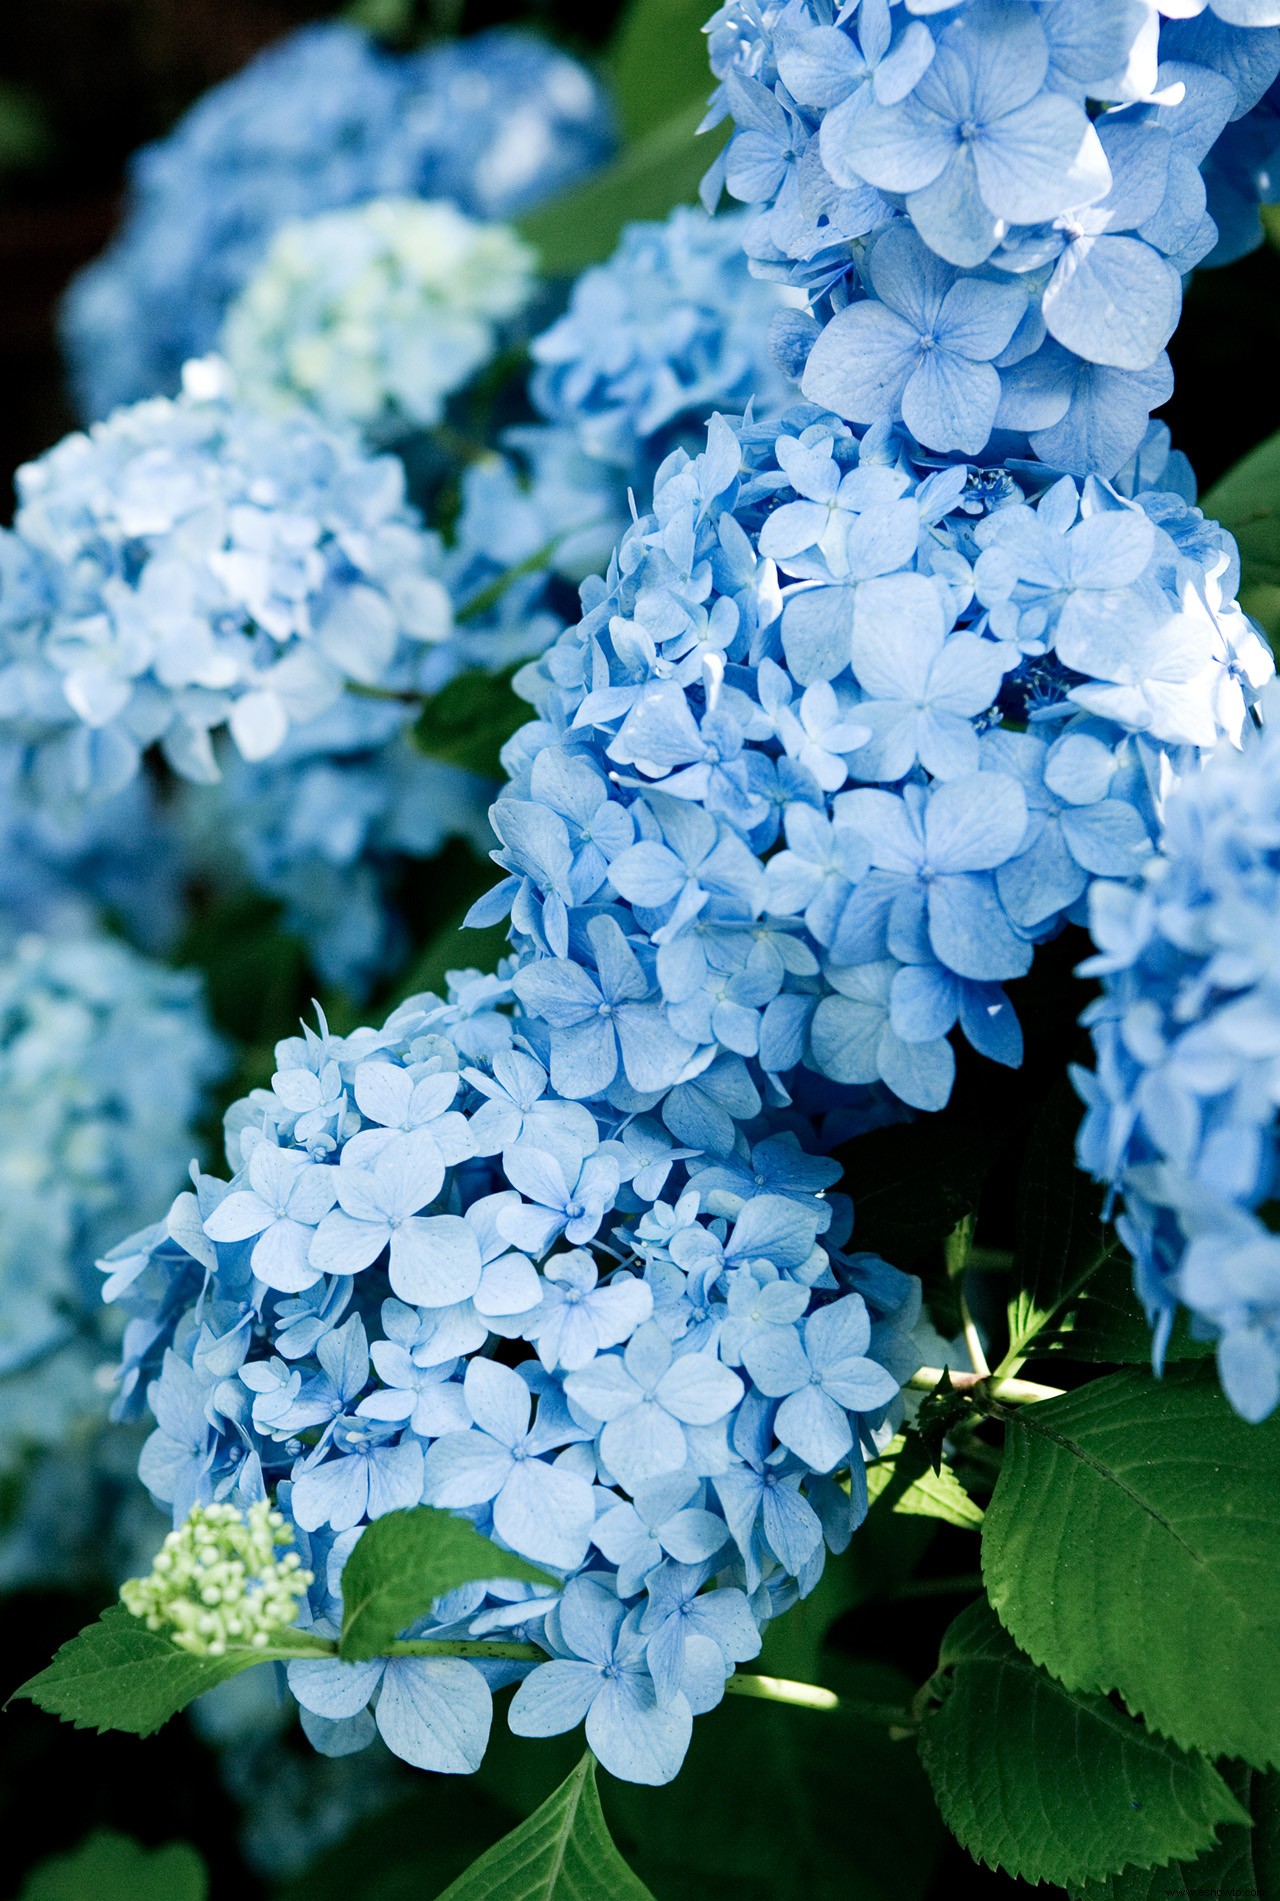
[423,1359,596,1570]
[741,1293,899,1471]
[203,1142,338,1293]
[563,1322,744,1492]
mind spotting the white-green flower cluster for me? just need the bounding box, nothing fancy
[221,197,537,442]
[121,1500,312,1655]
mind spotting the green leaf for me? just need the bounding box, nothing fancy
[412,668,526,777]
[866,1434,984,1530]
[1071,1762,1279,1900]
[1203,428,1280,595]
[609,1666,942,1901]
[339,1507,556,1662]
[18,1831,207,1901]
[609,0,713,141]
[835,1118,1002,1267]
[0,84,53,175]
[917,1599,1248,1887]
[9,1605,266,1737]
[517,106,727,276]
[981,1363,1280,1768]
[433,1753,655,1901]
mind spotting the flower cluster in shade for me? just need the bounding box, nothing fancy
[99,976,921,1785]
[60,23,616,422]
[0,932,223,1471]
[701,0,1280,478]
[470,403,1270,1117]
[445,207,798,677]
[0,365,457,807]
[221,199,537,445]
[1075,685,1280,1425]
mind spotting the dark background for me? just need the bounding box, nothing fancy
[0,6,1275,1897]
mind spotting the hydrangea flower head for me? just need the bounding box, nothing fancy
[121,1500,313,1655]
[0,931,223,1469]
[100,971,919,1784]
[702,0,1280,476]
[1075,688,1280,1424]
[222,199,537,443]
[474,405,1269,1115]
[61,24,615,420]
[446,206,797,677]
[0,365,453,802]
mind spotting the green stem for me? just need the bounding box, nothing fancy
[908,1365,1064,1404]
[255,1637,871,1720]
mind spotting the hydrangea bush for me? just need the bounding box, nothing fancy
[13,3,1280,1896]
[61,24,616,421]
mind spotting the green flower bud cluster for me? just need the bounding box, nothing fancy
[120,1501,313,1655]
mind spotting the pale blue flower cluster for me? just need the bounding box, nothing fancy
[0,365,455,806]
[61,24,616,421]
[221,199,537,444]
[1076,686,1280,1425]
[100,976,920,1784]
[472,404,1270,1114]
[702,0,1280,475]
[448,207,798,677]
[0,933,223,1472]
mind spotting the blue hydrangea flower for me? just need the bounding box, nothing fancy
[0,932,223,1481]
[0,368,457,804]
[703,0,1280,476]
[1075,686,1280,1424]
[99,970,920,1785]
[61,24,615,421]
[475,405,1269,1114]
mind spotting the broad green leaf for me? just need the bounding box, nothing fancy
[1203,428,1280,594]
[835,1118,1002,1266]
[610,0,714,140]
[412,668,526,777]
[339,1506,555,1661]
[982,1364,1280,1768]
[917,1600,1247,1887]
[434,1754,654,1901]
[866,1434,984,1530]
[18,1831,207,1901]
[1071,1762,1279,1900]
[9,1605,269,1737]
[610,1666,942,1901]
[517,106,727,275]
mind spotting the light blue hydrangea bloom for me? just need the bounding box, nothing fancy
[471,404,1269,1115]
[446,206,798,676]
[1076,685,1280,1424]
[221,199,537,444]
[701,0,1280,475]
[0,933,223,1476]
[100,972,920,1784]
[0,365,454,804]
[61,24,616,421]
